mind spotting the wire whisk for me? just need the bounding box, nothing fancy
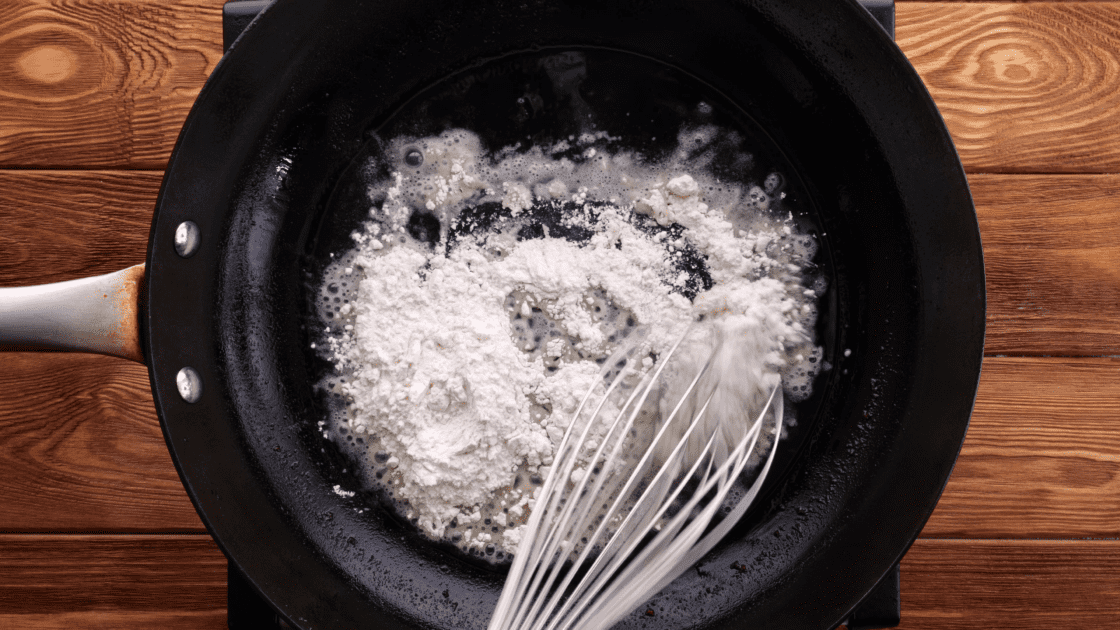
[489,322,784,630]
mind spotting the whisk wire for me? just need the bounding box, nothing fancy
[548,390,723,630]
[490,326,784,630]
[562,384,777,630]
[543,388,719,630]
[510,364,637,630]
[577,386,781,628]
[662,387,783,583]
[497,333,680,630]
[529,332,721,630]
[495,356,632,630]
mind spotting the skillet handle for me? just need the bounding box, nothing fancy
[0,264,145,363]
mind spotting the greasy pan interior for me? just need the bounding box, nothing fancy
[144,1,984,628]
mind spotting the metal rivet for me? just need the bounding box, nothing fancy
[174,221,200,258]
[176,367,202,403]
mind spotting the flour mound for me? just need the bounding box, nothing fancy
[316,127,822,558]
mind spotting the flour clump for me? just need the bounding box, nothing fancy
[316,125,823,558]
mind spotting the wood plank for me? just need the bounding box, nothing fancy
[0,534,225,628]
[0,611,226,630]
[2,3,1120,172]
[0,353,205,532]
[0,535,1116,629]
[0,170,155,286]
[898,2,1120,173]
[897,539,1120,629]
[6,169,1120,355]
[0,0,224,169]
[2,352,1118,539]
[973,173,1120,355]
[5,170,1120,533]
[923,357,1120,538]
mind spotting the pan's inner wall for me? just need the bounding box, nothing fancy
[146,1,981,629]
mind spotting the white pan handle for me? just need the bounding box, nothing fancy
[0,264,145,363]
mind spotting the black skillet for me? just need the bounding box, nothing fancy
[16,0,988,628]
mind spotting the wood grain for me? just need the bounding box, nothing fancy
[0,0,223,169]
[3,351,1119,538]
[7,169,1120,354]
[923,357,1120,538]
[2,3,1120,171]
[0,611,226,630]
[973,173,1120,355]
[4,169,1120,534]
[0,353,205,532]
[0,534,225,629]
[898,2,1120,172]
[0,170,155,286]
[3,2,1120,625]
[0,535,1116,629]
[898,539,1120,629]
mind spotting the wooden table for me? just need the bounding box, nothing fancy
[2,1,1119,628]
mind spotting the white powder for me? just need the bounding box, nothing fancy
[316,127,822,557]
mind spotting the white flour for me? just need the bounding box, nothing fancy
[317,126,822,557]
